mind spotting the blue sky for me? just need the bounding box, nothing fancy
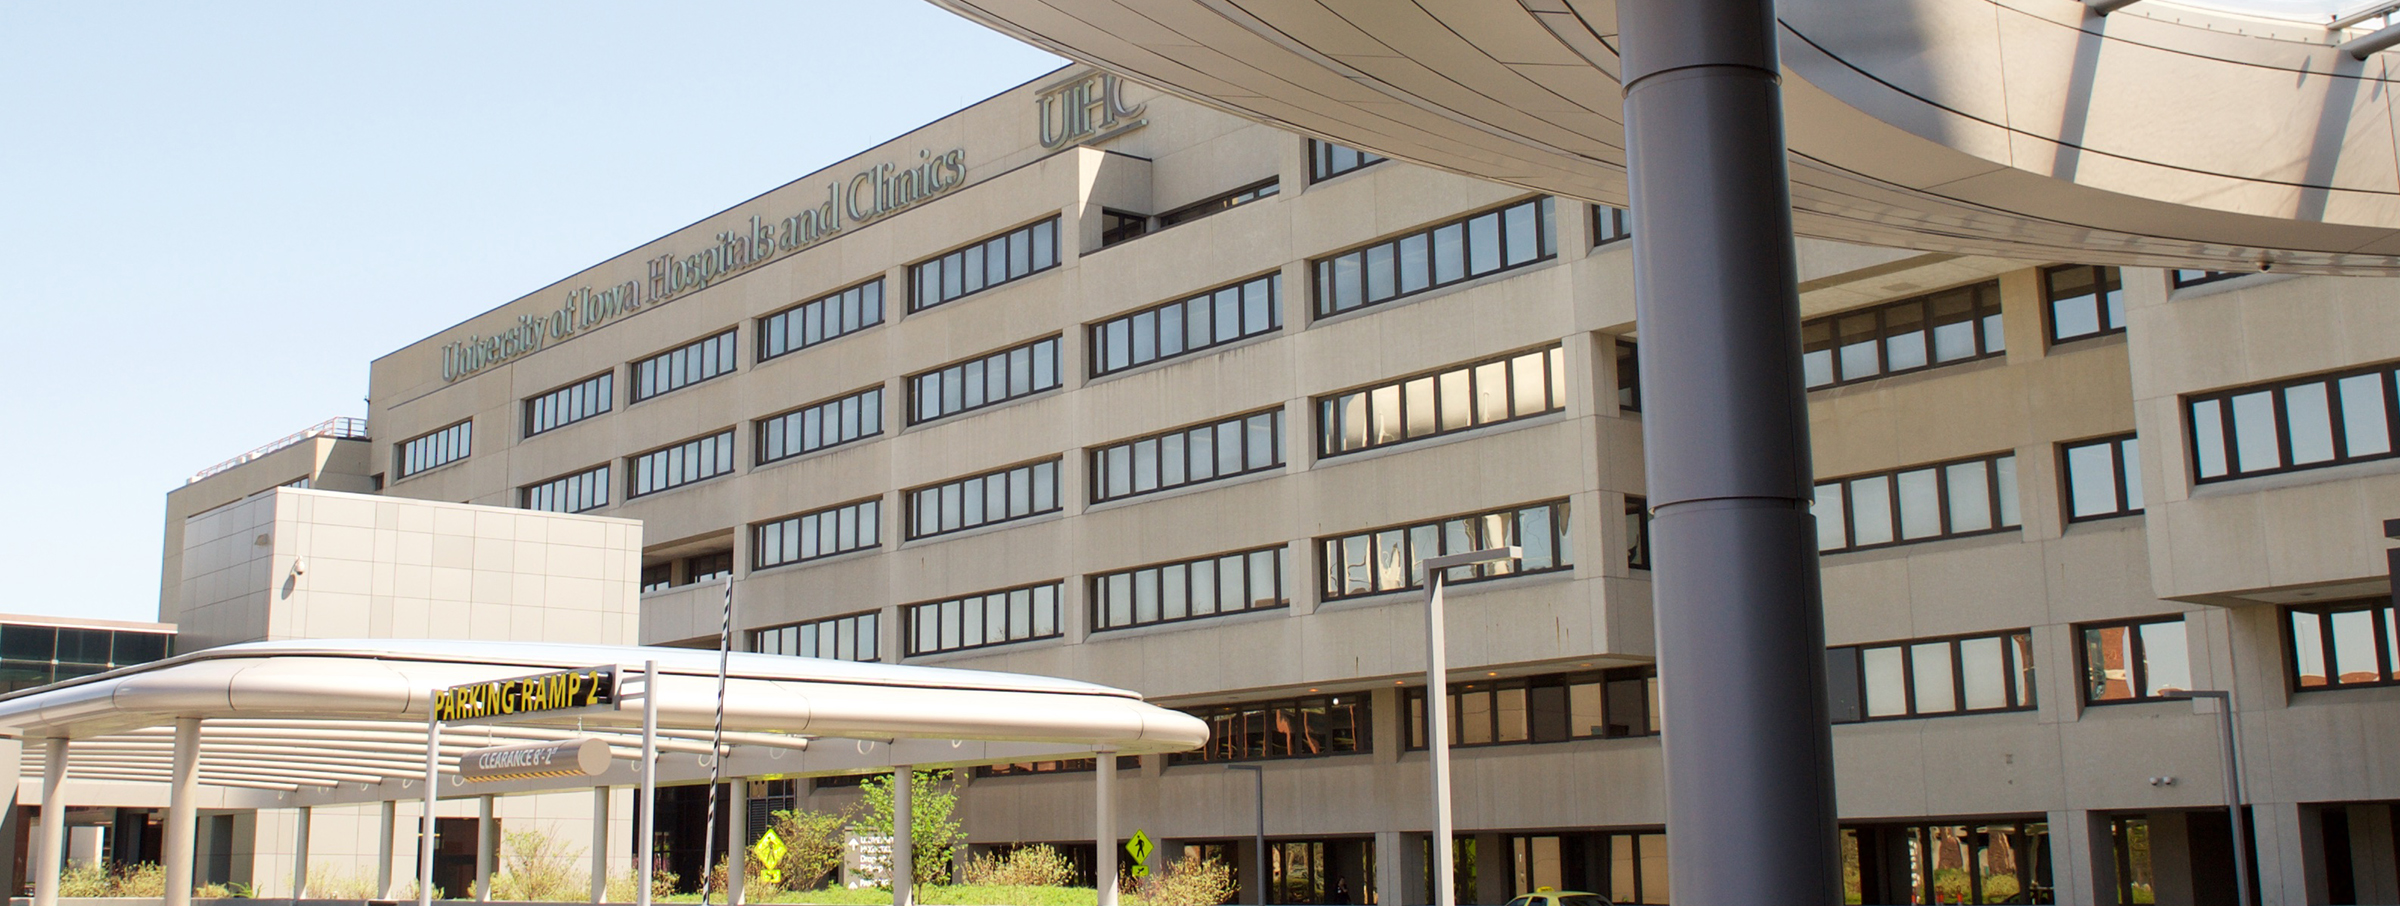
[0,2,1064,622]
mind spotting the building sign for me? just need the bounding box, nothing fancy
[432,666,615,723]
[458,737,612,783]
[438,147,969,383]
[1038,71,1146,150]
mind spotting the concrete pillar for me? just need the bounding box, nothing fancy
[476,795,495,901]
[2050,810,2116,906]
[1617,1,1838,903]
[378,800,397,899]
[291,806,311,899]
[892,768,913,906]
[2254,801,2324,906]
[1096,756,1117,906]
[1236,837,1262,906]
[590,787,610,904]
[1472,833,1507,905]
[1378,831,1426,906]
[165,719,200,906]
[0,737,24,904]
[729,779,747,905]
[32,737,67,906]
[2150,811,2193,906]
[2349,804,2398,905]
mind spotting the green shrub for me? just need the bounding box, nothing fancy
[1128,852,1236,906]
[114,862,166,897]
[305,863,379,900]
[59,863,111,898]
[963,844,1078,888]
[490,828,587,902]
[854,770,965,887]
[770,808,852,892]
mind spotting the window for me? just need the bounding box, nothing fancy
[2186,363,2400,483]
[1841,821,2050,906]
[909,217,1060,312]
[1319,499,1573,601]
[1404,666,1659,748]
[633,329,738,402]
[0,626,174,693]
[2172,269,2241,289]
[1602,832,1669,906]
[753,498,882,570]
[909,336,1062,425]
[905,582,1063,655]
[905,458,1063,541]
[629,429,736,498]
[1592,204,1631,247]
[2061,434,2142,521]
[1091,545,1287,632]
[1313,197,1557,318]
[397,420,471,478]
[1155,179,1278,229]
[525,372,613,437]
[1802,281,2004,389]
[1813,452,2020,554]
[1624,496,1651,571]
[1826,630,2035,722]
[1090,274,1281,377]
[1092,409,1283,503]
[521,464,610,514]
[2043,264,2126,344]
[758,386,884,464]
[976,758,1136,777]
[2112,817,2155,906]
[1171,694,1370,763]
[688,552,733,584]
[2079,616,2191,704]
[283,476,311,489]
[1615,339,1640,412]
[753,610,881,662]
[640,564,672,593]
[1308,139,1386,182]
[1318,344,1567,458]
[1100,209,1148,247]
[761,279,883,361]
[2285,598,2399,690]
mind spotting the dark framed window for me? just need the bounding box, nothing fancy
[1091,408,1282,503]
[2172,269,2241,289]
[1090,274,1281,377]
[2042,264,2126,344]
[1317,344,1566,458]
[1814,452,2019,553]
[688,552,732,584]
[1840,821,2050,906]
[1312,196,1557,318]
[758,386,884,465]
[2285,598,2399,690]
[633,329,737,402]
[2111,817,2154,906]
[753,498,881,570]
[2186,362,2400,483]
[909,336,1062,425]
[640,564,672,593]
[628,429,735,498]
[1826,630,2035,723]
[2079,616,2190,704]
[904,581,1063,656]
[1624,496,1651,571]
[1091,545,1287,632]
[1308,139,1386,182]
[1592,204,1631,247]
[1171,694,1370,763]
[761,279,883,362]
[1155,178,1277,229]
[1615,339,1640,412]
[753,610,880,662]
[1803,281,2004,390]
[397,420,472,478]
[2061,434,2142,521]
[905,458,1062,541]
[1319,499,1573,601]
[1404,666,1658,748]
[909,217,1060,313]
[524,372,613,437]
[1100,209,1148,247]
[975,757,1137,777]
[520,464,610,514]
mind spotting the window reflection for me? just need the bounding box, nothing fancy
[2079,616,2189,704]
[2188,363,2400,482]
[2284,599,2399,690]
[1830,630,2036,722]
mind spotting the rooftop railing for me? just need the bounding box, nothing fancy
[187,416,369,485]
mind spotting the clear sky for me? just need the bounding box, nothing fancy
[0,2,1064,623]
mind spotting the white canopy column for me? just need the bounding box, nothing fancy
[31,737,67,906]
[164,718,200,906]
[589,787,609,904]
[1096,749,1117,906]
[476,794,495,901]
[292,806,312,898]
[892,767,913,906]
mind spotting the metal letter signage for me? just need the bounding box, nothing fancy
[1038,71,1147,150]
[458,737,613,783]
[432,666,616,724]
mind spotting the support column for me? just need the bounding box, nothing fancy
[1374,831,1424,906]
[892,767,913,906]
[1617,2,1838,904]
[378,801,397,899]
[1471,833,1506,904]
[476,795,495,901]
[32,737,67,906]
[2049,810,2114,906]
[1096,752,1117,906]
[2254,801,2320,906]
[292,806,312,899]
[638,661,658,906]
[590,787,611,904]
[728,778,747,905]
[2350,804,2398,905]
[165,718,201,906]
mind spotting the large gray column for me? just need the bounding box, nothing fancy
[32,737,67,906]
[891,768,913,906]
[164,718,202,906]
[1617,2,1840,904]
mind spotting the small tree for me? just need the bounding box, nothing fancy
[770,807,851,891]
[490,828,585,902]
[1133,852,1238,906]
[854,769,965,887]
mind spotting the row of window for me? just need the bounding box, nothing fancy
[753,498,881,570]
[1092,409,1282,503]
[1091,545,1286,631]
[1404,667,1660,748]
[1320,344,1568,458]
[1813,452,2020,553]
[634,328,738,402]
[910,217,1061,313]
[908,335,1062,424]
[1172,694,1370,763]
[396,420,472,478]
[1321,500,1573,600]
[906,581,1064,656]
[752,610,881,663]
[1827,630,2036,722]
[1314,196,1557,318]
[1803,281,2006,390]
[1089,273,1280,377]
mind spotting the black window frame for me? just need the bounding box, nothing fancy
[759,278,885,363]
[752,610,882,663]
[757,385,885,466]
[2185,361,2400,484]
[1402,665,1660,749]
[1592,204,1631,248]
[523,371,614,438]
[1090,408,1284,504]
[1100,209,1149,247]
[1169,694,1372,764]
[752,497,883,571]
[627,428,737,499]
[1615,338,1641,412]
[1624,495,1651,571]
[396,419,472,479]
[2077,615,2191,705]
[1825,629,2037,723]
[907,335,1063,426]
[631,328,738,403]
[2171,269,2242,290]
[908,217,1061,313]
[1316,343,1567,459]
[1814,451,2021,554]
[903,581,1065,656]
[519,463,611,514]
[1089,273,1282,378]
[2282,598,2400,692]
[903,457,1064,542]
[1318,499,1574,601]
[1311,196,1558,319]
[2060,433,2143,522]
[2041,264,2127,345]
[1089,544,1289,633]
[1308,139,1387,182]
[1802,280,2005,390]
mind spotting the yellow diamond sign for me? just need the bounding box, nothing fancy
[1125,829,1155,876]
[752,828,788,866]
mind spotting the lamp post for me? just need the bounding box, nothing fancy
[2163,689,2250,906]
[1226,764,1265,905]
[1418,546,1520,906]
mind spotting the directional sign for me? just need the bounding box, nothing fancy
[1125,830,1155,877]
[752,828,789,886]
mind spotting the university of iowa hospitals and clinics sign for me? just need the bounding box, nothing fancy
[439,146,968,382]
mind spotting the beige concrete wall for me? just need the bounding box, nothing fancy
[160,436,373,627]
[248,789,636,899]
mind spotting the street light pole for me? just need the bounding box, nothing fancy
[1226,765,1265,905]
[2166,690,2251,906]
[1418,546,1519,906]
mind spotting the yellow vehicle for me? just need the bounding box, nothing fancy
[1500,889,1614,906]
